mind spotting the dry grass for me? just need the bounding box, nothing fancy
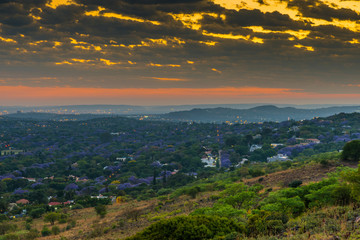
[243,160,357,188]
[17,160,358,239]
[23,191,217,240]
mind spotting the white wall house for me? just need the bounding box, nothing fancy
[267,154,291,163]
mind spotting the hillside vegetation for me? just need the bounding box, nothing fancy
[1,113,360,239]
[2,151,360,240]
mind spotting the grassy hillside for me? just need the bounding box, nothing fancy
[2,153,360,240]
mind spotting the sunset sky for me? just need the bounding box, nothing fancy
[1,0,360,105]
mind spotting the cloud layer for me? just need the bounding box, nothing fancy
[0,0,360,104]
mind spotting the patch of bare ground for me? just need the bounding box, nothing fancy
[243,160,358,188]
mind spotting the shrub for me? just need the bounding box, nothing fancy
[29,208,45,218]
[288,180,302,188]
[3,233,19,240]
[266,220,285,235]
[186,186,201,199]
[95,204,107,218]
[58,213,68,223]
[52,225,61,235]
[0,215,8,222]
[66,219,76,230]
[332,184,352,205]
[90,226,104,238]
[0,222,17,235]
[320,159,329,166]
[157,188,173,195]
[125,208,142,221]
[126,215,244,240]
[25,223,31,231]
[23,229,39,240]
[71,204,84,210]
[41,226,52,237]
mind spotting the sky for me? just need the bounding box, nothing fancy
[1,0,360,106]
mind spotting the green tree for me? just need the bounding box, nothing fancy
[342,140,360,161]
[95,204,107,218]
[29,208,46,219]
[44,212,60,225]
[342,167,360,201]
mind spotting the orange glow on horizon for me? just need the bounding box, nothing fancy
[0,86,359,106]
[151,77,189,82]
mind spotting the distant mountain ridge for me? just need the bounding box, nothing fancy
[158,105,360,123]
[0,103,358,115]
[2,104,360,123]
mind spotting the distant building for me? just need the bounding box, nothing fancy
[16,199,29,205]
[305,139,320,144]
[24,178,36,182]
[267,154,291,163]
[48,202,62,206]
[201,156,216,167]
[1,149,23,156]
[235,158,248,167]
[289,126,300,132]
[253,134,262,140]
[271,143,284,148]
[250,144,262,152]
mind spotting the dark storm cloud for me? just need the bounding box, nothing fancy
[39,4,85,25]
[285,0,360,21]
[310,24,359,41]
[74,0,224,22]
[0,2,32,26]
[122,0,204,4]
[200,9,309,33]
[226,9,309,30]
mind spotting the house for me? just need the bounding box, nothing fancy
[201,156,216,167]
[48,202,62,206]
[76,177,88,183]
[116,157,127,162]
[289,126,300,132]
[305,139,320,144]
[185,172,198,178]
[63,201,73,205]
[1,149,23,156]
[250,144,262,152]
[271,143,284,148]
[24,178,36,182]
[253,134,262,140]
[16,199,29,205]
[91,195,109,199]
[267,154,291,163]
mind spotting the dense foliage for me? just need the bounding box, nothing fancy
[127,215,244,240]
[342,140,360,161]
[0,112,359,239]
